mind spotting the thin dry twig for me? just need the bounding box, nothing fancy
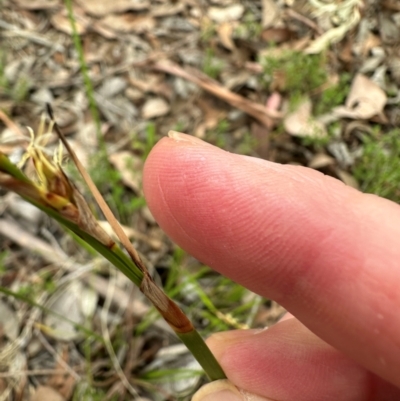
[0,109,25,138]
[286,8,324,35]
[0,369,77,378]
[150,61,283,128]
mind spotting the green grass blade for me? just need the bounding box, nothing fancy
[177,330,226,381]
[1,152,226,381]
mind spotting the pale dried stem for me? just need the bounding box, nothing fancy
[151,62,283,127]
[50,115,146,272]
[0,109,25,138]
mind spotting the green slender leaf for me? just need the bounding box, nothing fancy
[0,153,31,183]
[177,330,226,381]
[0,152,226,381]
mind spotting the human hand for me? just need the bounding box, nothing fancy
[143,132,400,401]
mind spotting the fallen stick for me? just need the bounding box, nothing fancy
[150,61,283,128]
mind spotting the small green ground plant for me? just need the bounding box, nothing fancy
[261,50,327,97]
[260,50,350,115]
[206,118,230,148]
[234,11,262,40]
[353,128,400,203]
[315,73,351,115]
[0,51,30,102]
[131,121,157,159]
[202,48,225,79]
[0,250,8,275]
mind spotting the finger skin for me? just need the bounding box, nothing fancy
[209,320,368,401]
[203,319,400,401]
[143,135,400,387]
[192,379,273,401]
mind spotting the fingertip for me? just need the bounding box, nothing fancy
[143,134,225,206]
[192,380,241,401]
[143,135,400,387]
[203,322,369,401]
[192,380,271,401]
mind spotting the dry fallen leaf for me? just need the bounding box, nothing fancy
[76,0,149,17]
[333,74,387,119]
[0,299,19,341]
[379,12,400,45]
[98,77,127,98]
[284,98,327,138]
[195,97,227,137]
[100,14,155,34]
[141,97,170,119]
[92,20,118,39]
[208,4,245,23]
[150,2,185,17]
[308,153,335,169]
[51,7,90,35]
[261,28,294,43]
[129,73,169,96]
[95,95,138,126]
[208,0,232,4]
[221,70,251,90]
[108,151,142,193]
[336,169,359,189]
[31,386,65,401]
[359,33,382,57]
[43,281,97,341]
[262,0,279,29]
[217,22,236,50]
[14,0,58,10]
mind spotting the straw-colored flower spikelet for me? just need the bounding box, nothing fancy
[0,116,113,247]
[0,112,227,381]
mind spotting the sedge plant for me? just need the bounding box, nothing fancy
[0,111,226,382]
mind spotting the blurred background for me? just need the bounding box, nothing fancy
[0,0,398,400]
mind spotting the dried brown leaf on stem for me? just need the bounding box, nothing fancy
[48,110,193,329]
[48,107,146,272]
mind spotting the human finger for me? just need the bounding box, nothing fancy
[193,319,400,401]
[143,133,400,387]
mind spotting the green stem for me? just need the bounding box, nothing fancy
[0,154,226,381]
[64,0,102,146]
[38,203,144,287]
[178,330,226,381]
